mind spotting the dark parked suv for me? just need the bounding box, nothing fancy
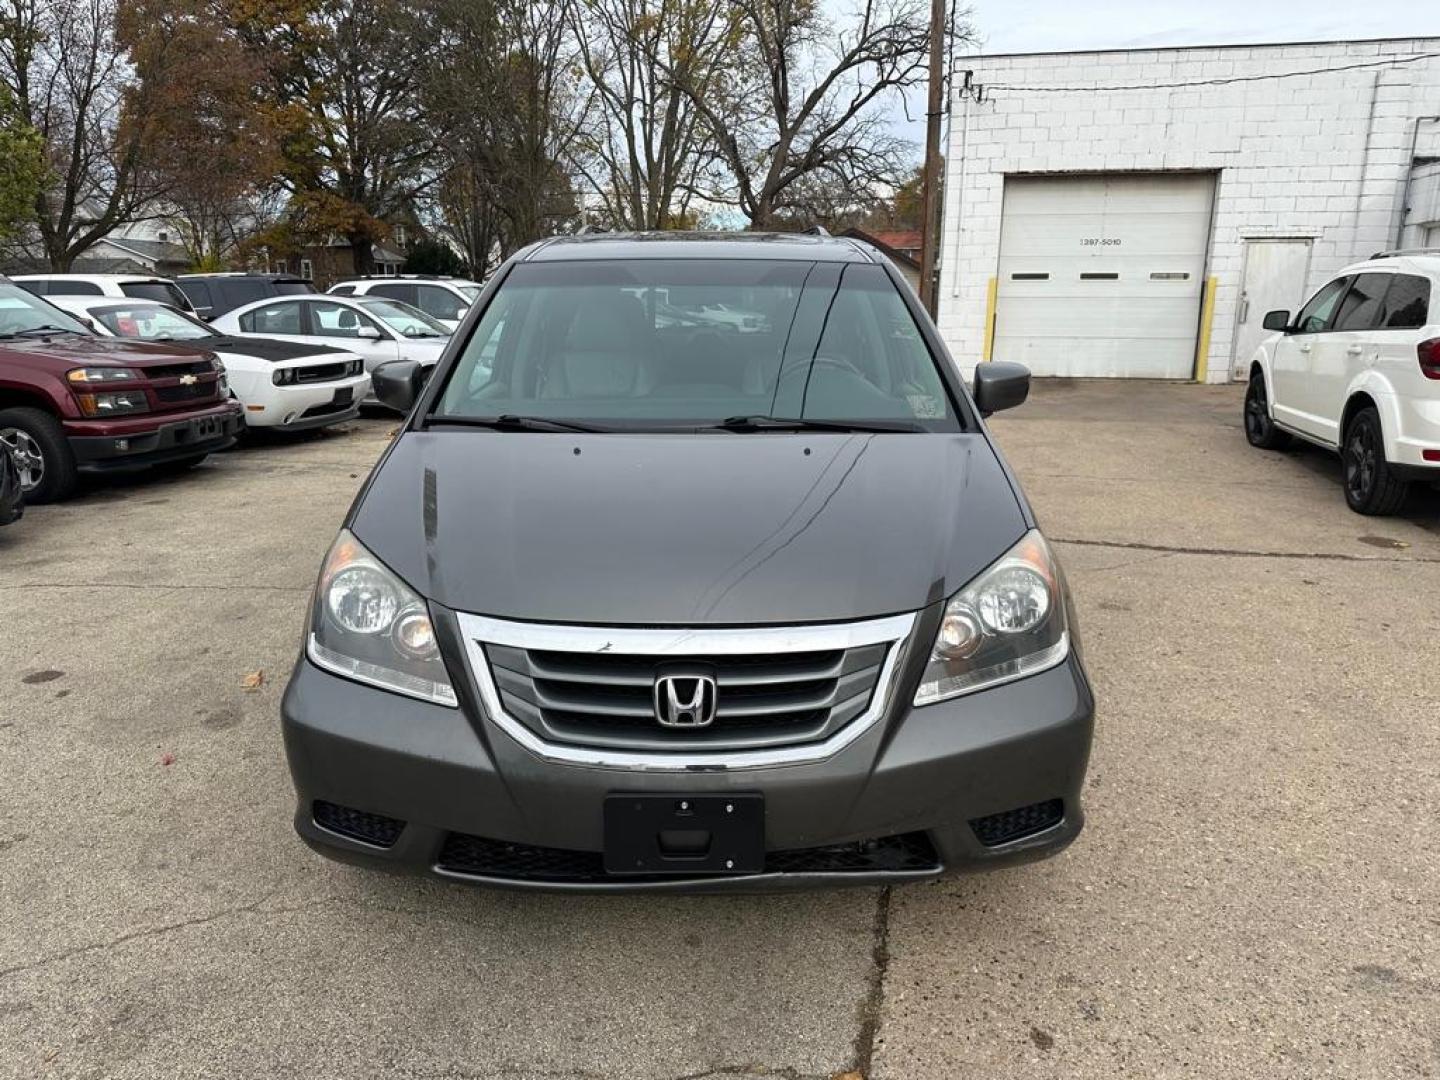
[176,273,316,320]
[282,232,1094,890]
[0,280,243,502]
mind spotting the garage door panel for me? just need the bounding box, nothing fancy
[994,173,1216,379]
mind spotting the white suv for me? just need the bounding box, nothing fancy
[1243,251,1440,514]
[14,273,198,316]
[328,276,480,330]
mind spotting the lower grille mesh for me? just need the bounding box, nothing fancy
[969,799,1064,847]
[436,830,940,882]
[313,800,405,848]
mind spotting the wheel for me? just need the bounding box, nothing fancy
[1243,371,1290,449]
[0,407,78,503]
[1342,406,1409,515]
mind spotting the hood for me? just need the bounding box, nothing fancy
[350,431,1028,626]
[204,335,349,363]
[0,334,218,369]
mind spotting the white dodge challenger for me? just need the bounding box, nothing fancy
[44,295,371,430]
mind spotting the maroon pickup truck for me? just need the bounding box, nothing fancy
[0,278,243,502]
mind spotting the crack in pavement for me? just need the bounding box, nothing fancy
[849,886,893,1079]
[1051,536,1440,564]
[0,893,356,982]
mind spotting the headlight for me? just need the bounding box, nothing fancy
[74,390,149,416]
[68,367,138,383]
[307,530,457,706]
[272,368,297,386]
[914,530,1070,706]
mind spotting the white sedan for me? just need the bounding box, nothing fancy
[45,295,371,430]
[210,294,450,404]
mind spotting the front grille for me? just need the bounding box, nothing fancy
[483,643,888,751]
[295,362,350,383]
[313,800,405,847]
[143,360,213,380]
[300,397,355,419]
[153,380,219,404]
[969,799,1064,847]
[436,830,939,882]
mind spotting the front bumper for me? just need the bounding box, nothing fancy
[243,375,370,429]
[281,618,1095,892]
[66,404,244,472]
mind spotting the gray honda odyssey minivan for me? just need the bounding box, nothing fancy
[282,231,1094,891]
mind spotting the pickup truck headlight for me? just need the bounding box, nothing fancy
[67,367,138,383]
[307,530,457,706]
[913,530,1070,705]
[74,390,149,416]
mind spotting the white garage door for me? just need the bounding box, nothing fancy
[993,173,1216,378]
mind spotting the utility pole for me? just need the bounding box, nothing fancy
[918,0,945,316]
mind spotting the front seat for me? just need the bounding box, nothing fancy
[540,295,656,398]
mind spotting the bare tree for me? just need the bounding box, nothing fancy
[569,0,735,230]
[672,0,934,229]
[422,0,585,270]
[0,0,161,268]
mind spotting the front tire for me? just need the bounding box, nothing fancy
[1243,371,1290,449]
[1342,407,1409,516]
[0,407,78,503]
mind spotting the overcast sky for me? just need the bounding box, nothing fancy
[961,0,1440,54]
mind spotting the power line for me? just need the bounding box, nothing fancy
[975,50,1440,95]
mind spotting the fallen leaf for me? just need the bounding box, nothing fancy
[388,427,400,437]
[832,1073,863,1080]
[242,670,265,691]
[160,752,176,766]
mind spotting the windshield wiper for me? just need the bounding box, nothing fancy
[0,325,87,339]
[428,414,610,433]
[714,414,923,434]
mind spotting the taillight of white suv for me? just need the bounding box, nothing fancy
[1419,338,1440,380]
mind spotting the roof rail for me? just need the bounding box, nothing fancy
[1369,247,1440,259]
[802,225,831,236]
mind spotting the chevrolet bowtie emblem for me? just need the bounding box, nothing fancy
[178,374,198,385]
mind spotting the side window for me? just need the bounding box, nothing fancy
[244,301,304,334]
[309,300,382,338]
[330,284,356,296]
[47,280,104,296]
[416,285,465,321]
[16,280,47,295]
[1332,274,1390,332]
[1378,274,1430,329]
[368,283,417,306]
[1294,278,1350,334]
[181,281,212,311]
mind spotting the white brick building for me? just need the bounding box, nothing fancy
[937,38,1440,382]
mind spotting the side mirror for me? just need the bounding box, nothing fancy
[356,325,383,341]
[193,307,214,321]
[972,361,1031,417]
[1262,309,1292,332]
[371,359,428,413]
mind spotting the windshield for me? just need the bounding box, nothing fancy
[433,259,958,430]
[357,298,450,338]
[92,304,216,342]
[119,281,193,310]
[0,283,94,336]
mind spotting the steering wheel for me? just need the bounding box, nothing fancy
[773,353,870,387]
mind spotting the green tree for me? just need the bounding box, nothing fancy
[0,85,44,241]
[402,235,467,276]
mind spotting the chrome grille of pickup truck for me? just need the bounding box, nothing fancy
[456,612,916,767]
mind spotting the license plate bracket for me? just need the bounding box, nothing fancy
[603,793,764,875]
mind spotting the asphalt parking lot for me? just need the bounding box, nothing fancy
[3,380,1439,1080]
